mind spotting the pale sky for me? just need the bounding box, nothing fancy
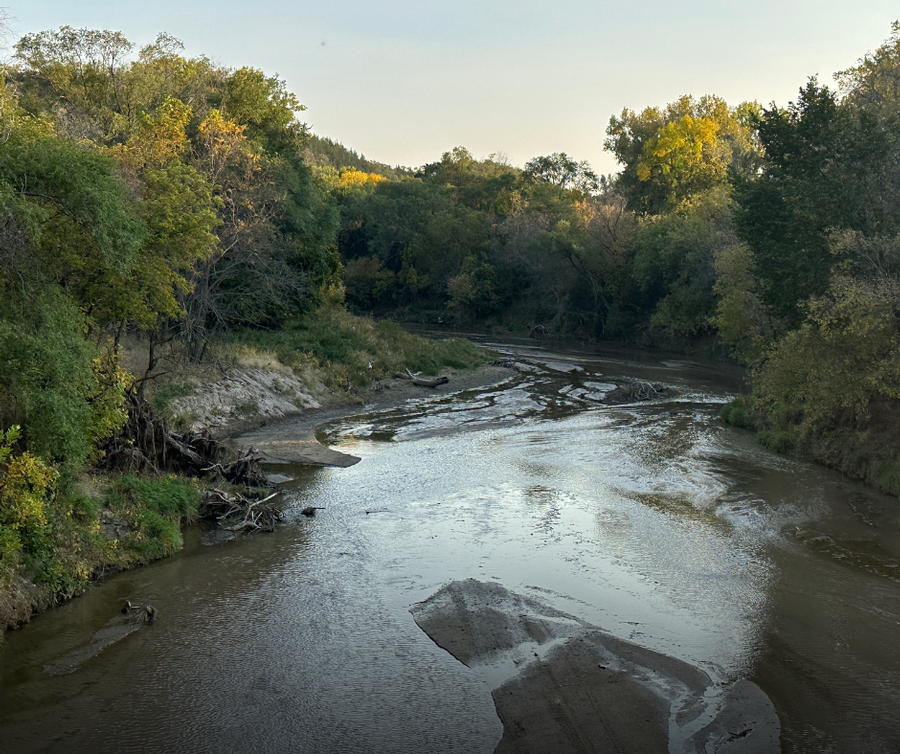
[6,2,899,174]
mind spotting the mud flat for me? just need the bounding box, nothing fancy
[229,364,515,466]
[411,579,780,754]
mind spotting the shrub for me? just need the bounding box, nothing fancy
[757,430,793,454]
[719,399,750,428]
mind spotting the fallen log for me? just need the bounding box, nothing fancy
[410,375,449,388]
[394,368,449,387]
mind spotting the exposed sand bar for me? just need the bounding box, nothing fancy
[229,364,515,466]
[411,579,780,754]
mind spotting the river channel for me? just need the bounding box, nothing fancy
[1,341,899,753]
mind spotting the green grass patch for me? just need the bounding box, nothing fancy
[224,309,490,389]
[104,474,200,562]
[108,475,201,518]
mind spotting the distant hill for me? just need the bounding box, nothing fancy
[303,134,413,179]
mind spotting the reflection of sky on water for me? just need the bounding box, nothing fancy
[314,359,775,684]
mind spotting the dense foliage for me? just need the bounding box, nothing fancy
[0,28,337,617]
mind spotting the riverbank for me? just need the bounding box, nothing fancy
[0,353,507,636]
[0,315,495,637]
[722,396,900,499]
[227,362,516,465]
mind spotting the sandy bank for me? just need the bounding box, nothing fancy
[227,363,516,466]
[411,579,780,754]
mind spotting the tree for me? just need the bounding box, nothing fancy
[523,153,599,194]
[754,273,900,432]
[0,118,147,320]
[418,147,518,212]
[837,21,900,121]
[223,67,308,154]
[606,95,760,214]
[631,188,737,338]
[567,193,638,336]
[711,242,771,363]
[0,287,126,468]
[14,27,135,140]
[733,80,900,325]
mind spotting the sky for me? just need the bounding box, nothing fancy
[6,2,900,174]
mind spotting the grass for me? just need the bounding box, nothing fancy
[104,474,201,561]
[0,472,202,635]
[221,308,490,390]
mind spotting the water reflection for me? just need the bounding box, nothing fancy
[2,344,899,752]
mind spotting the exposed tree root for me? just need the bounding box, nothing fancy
[100,392,267,486]
[100,393,280,536]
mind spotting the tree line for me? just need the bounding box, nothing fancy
[324,24,900,489]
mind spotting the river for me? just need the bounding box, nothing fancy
[1,340,899,753]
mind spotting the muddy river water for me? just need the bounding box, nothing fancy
[2,341,900,753]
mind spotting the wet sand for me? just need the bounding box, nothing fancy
[229,364,515,466]
[411,580,781,754]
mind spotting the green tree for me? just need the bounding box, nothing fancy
[606,95,760,214]
[0,287,126,468]
[523,152,599,194]
[711,242,772,363]
[632,188,737,338]
[837,21,900,122]
[0,118,147,324]
[418,147,518,212]
[754,273,900,434]
[733,80,899,325]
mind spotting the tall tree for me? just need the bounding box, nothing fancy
[606,95,760,214]
[523,152,599,194]
[733,80,899,324]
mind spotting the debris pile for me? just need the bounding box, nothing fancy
[199,489,282,533]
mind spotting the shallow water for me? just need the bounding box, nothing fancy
[2,342,900,753]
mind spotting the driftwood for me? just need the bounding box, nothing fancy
[203,449,269,487]
[100,394,281,537]
[602,381,666,405]
[393,368,449,388]
[199,488,282,533]
[121,600,158,624]
[411,375,448,387]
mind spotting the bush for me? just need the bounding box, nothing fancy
[871,459,900,497]
[757,430,793,454]
[719,399,751,428]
